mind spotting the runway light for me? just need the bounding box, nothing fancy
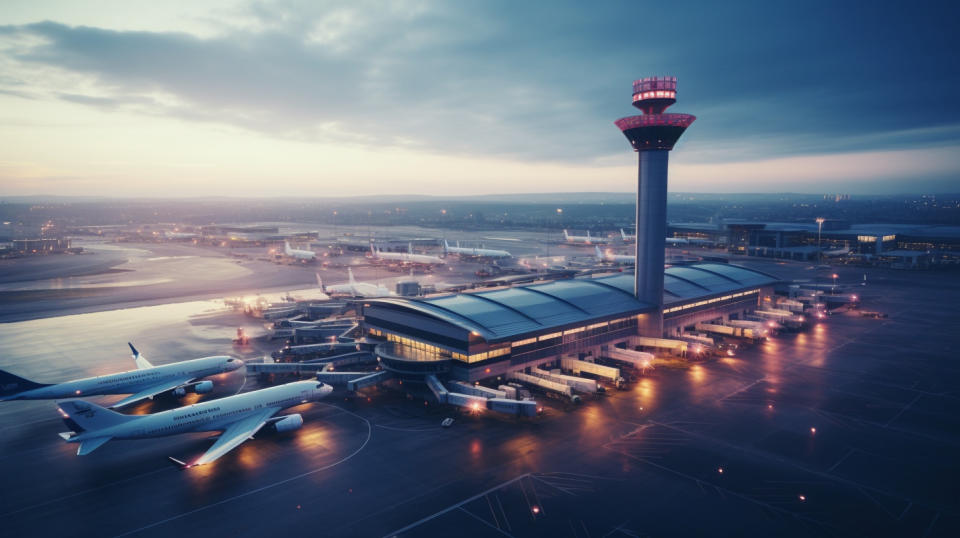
[798,494,806,502]
[718,467,724,474]
[810,427,817,435]
[768,404,773,410]
[532,505,541,514]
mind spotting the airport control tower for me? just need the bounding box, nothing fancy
[615,76,695,335]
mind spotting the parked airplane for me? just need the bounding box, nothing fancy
[0,344,243,408]
[822,247,852,257]
[620,229,636,242]
[164,230,199,240]
[369,243,446,266]
[283,241,317,262]
[317,268,393,298]
[443,240,511,259]
[563,230,608,244]
[57,380,332,467]
[595,246,636,264]
[665,237,690,246]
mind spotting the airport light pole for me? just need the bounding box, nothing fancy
[816,217,825,265]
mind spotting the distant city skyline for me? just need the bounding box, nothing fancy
[1,0,958,197]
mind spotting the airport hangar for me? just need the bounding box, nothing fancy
[360,263,779,383]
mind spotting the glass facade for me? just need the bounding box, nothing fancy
[663,289,761,315]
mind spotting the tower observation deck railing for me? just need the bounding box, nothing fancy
[614,114,696,130]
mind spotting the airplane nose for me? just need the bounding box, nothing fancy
[228,358,245,371]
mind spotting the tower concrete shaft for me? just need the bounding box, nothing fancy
[635,150,669,318]
[615,76,695,335]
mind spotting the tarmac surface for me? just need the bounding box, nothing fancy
[0,249,958,537]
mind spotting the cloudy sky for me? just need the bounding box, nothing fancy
[1,0,958,197]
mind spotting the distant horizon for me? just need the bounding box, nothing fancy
[2,190,958,204]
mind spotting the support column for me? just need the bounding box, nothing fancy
[636,150,668,336]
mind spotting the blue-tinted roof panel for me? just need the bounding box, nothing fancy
[365,263,779,340]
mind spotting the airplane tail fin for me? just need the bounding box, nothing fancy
[595,246,603,261]
[348,267,356,285]
[128,342,153,370]
[408,242,413,254]
[443,240,449,253]
[563,229,570,240]
[0,369,50,398]
[284,241,292,255]
[57,400,137,435]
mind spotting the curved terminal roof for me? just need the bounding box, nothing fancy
[364,263,779,341]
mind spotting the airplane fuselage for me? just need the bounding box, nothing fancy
[372,251,445,265]
[62,381,331,442]
[3,356,239,401]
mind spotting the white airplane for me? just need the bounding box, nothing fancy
[563,230,608,244]
[519,255,568,270]
[443,240,511,259]
[282,241,317,262]
[665,237,690,246]
[317,268,394,298]
[57,380,332,467]
[0,344,243,408]
[164,230,199,240]
[595,246,635,264]
[369,243,446,266]
[822,247,851,257]
[621,229,636,242]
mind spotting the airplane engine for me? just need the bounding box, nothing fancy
[172,387,187,397]
[272,414,304,433]
[193,381,214,394]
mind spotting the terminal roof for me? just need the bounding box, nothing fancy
[365,263,779,342]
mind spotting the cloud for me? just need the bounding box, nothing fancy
[0,0,958,187]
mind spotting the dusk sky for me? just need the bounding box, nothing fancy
[1,0,958,197]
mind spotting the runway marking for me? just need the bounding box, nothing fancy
[0,416,59,433]
[459,506,515,537]
[113,403,371,538]
[718,378,765,402]
[644,420,947,513]
[233,375,247,396]
[374,424,440,432]
[826,448,856,473]
[1,467,172,518]
[884,394,922,427]
[383,473,531,537]
[923,512,940,537]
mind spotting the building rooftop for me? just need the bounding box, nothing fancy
[365,263,780,342]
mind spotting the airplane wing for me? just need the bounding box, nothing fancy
[108,377,196,408]
[191,407,280,466]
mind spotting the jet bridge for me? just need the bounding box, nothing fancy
[605,347,655,369]
[426,375,537,416]
[508,371,579,403]
[560,358,622,383]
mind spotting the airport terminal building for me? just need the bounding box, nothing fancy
[361,263,779,382]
